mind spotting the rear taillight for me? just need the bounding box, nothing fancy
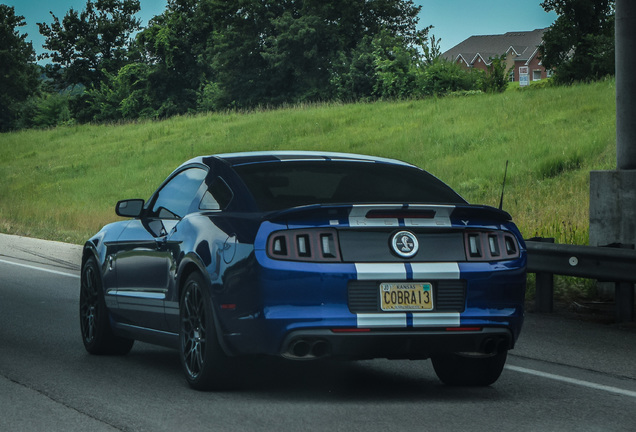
[464,231,520,261]
[268,229,342,262]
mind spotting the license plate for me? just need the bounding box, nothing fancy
[380,282,433,311]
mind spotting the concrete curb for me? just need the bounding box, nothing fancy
[0,233,82,271]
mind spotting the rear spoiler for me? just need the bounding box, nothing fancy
[451,205,512,223]
[265,204,350,223]
[265,204,512,224]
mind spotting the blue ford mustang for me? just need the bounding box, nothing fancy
[80,151,526,389]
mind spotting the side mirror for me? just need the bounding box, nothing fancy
[116,199,145,218]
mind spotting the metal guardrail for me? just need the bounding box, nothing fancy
[525,239,636,323]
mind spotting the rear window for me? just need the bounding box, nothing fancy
[234,161,466,211]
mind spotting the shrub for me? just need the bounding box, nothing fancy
[16,92,72,129]
[420,59,481,96]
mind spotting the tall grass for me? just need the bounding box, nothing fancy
[0,79,615,245]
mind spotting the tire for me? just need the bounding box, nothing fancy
[431,350,508,386]
[79,256,134,355]
[179,272,233,390]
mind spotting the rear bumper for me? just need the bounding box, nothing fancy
[279,327,514,360]
[218,250,526,358]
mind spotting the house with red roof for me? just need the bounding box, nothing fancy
[442,28,549,84]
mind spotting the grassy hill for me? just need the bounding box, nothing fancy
[0,79,616,248]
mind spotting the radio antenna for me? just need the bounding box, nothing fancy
[498,160,509,210]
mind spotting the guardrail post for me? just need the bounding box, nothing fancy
[610,243,636,323]
[530,237,555,313]
[616,280,635,323]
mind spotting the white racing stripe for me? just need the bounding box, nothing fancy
[410,262,460,280]
[355,262,461,281]
[356,312,461,328]
[357,313,407,328]
[0,258,80,279]
[355,263,407,280]
[505,365,636,399]
[412,313,460,327]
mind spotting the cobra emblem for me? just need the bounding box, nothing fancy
[391,231,419,258]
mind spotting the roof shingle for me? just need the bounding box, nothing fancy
[442,28,546,65]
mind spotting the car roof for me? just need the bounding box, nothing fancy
[188,151,417,168]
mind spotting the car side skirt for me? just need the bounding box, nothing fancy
[112,322,179,349]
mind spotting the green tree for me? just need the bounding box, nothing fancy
[331,36,377,101]
[422,34,442,65]
[85,63,157,121]
[38,0,142,90]
[197,0,281,109]
[540,0,615,83]
[133,0,225,115]
[371,30,425,99]
[263,0,428,104]
[87,0,433,120]
[481,55,510,93]
[0,5,40,132]
[134,0,428,113]
[262,9,335,103]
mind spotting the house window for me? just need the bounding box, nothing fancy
[533,70,542,81]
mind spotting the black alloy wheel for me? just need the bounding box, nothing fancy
[181,275,207,379]
[179,272,233,390]
[80,256,134,355]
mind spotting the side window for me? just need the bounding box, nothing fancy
[200,177,234,211]
[151,168,207,219]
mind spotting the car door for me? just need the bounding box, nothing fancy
[111,166,208,331]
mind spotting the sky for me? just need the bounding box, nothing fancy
[5,0,557,61]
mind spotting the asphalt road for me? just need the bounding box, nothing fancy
[1,233,636,431]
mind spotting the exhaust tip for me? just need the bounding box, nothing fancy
[285,338,331,359]
[311,340,329,358]
[291,340,311,358]
[481,338,497,355]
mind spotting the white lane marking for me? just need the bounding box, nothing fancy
[505,365,636,399]
[0,258,80,279]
